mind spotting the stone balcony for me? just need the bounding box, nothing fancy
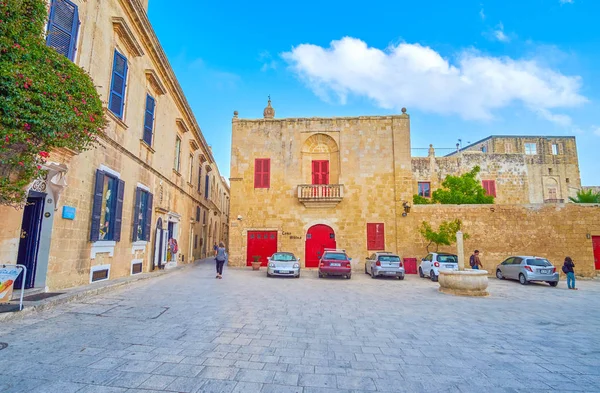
[297,184,344,208]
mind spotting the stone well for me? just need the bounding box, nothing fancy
[438,269,489,297]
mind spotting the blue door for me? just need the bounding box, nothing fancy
[15,192,46,289]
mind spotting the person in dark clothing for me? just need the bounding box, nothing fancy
[469,250,483,270]
[215,242,227,279]
[563,256,577,290]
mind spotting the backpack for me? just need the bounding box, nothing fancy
[469,255,475,267]
[562,265,568,274]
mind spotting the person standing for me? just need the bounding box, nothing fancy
[469,250,483,270]
[215,242,227,279]
[563,257,577,290]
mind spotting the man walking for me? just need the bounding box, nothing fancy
[469,250,483,270]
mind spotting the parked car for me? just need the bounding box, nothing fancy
[496,256,559,286]
[267,252,301,278]
[419,252,459,282]
[318,249,352,279]
[365,252,405,280]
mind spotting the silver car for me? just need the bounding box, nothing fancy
[267,252,301,278]
[365,252,405,280]
[496,256,559,286]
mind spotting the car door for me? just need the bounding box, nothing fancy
[499,257,513,278]
[422,254,432,275]
[366,253,374,273]
[508,257,522,279]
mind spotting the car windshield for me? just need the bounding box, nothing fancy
[271,253,296,261]
[438,255,458,263]
[324,253,347,260]
[379,255,400,262]
[526,258,551,267]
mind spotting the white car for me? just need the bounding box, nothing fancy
[267,252,301,278]
[419,252,459,282]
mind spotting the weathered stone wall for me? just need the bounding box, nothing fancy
[397,204,600,278]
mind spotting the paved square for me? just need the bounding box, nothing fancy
[0,261,599,392]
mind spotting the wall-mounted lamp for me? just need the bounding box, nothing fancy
[402,202,411,217]
[586,233,591,239]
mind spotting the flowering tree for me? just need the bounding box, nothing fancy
[0,0,106,206]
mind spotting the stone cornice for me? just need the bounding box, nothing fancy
[176,118,190,133]
[145,69,167,95]
[117,0,215,165]
[112,17,144,57]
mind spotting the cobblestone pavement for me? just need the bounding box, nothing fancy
[0,260,599,393]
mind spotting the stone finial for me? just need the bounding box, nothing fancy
[428,144,435,157]
[401,107,407,114]
[263,96,275,119]
[233,110,239,119]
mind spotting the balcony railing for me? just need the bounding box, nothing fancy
[297,184,344,208]
[544,198,565,204]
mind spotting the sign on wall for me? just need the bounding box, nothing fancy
[62,206,76,220]
[0,267,23,303]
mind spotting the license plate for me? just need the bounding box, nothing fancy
[278,270,290,274]
[445,265,454,268]
[539,269,548,274]
[330,263,341,267]
[386,272,396,275]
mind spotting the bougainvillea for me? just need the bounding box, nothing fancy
[0,0,106,206]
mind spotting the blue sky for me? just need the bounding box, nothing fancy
[148,0,600,185]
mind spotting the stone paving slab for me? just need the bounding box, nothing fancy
[0,260,599,392]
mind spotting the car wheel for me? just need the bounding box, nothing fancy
[496,270,504,280]
[365,265,368,274]
[267,272,271,278]
[549,281,558,287]
[430,270,438,282]
[398,275,404,280]
[347,274,352,279]
[519,274,528,285]
[318,272,323,278]
[371,269,376,279]
[419,267,424,278]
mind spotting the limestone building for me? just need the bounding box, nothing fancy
[0,0,229,291]
[229,101,600,276]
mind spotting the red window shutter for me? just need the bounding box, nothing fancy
[323,161,329,185]
[311,161,319,184]
[490,181,496,197]
[254,159,262,188]
[263,159,270,188]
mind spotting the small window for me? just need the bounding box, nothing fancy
[108,50,128,119]
[525,143,537,155]
[250,234,255,239]
[551,144,559,155]
[254,158,271,189]
[133,188,152,242]
[196,206,201,222]
[174,136,181,172]
[482,180,497,197]
[504,142,513,153]
[142,94,155,146]
[257,234,262,239]
[91,267,109,282]
[417,182,431,198]
[197,165,202,193]
[131,262,142,275]
[481,146,487,153]
[46,0,79,61]
[99,175,119,241]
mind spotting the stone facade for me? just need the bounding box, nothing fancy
[229,103,599,277]
[0,0,229,290]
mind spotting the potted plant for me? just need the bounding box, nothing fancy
[251,255,261,270]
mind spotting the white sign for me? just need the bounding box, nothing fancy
[0,266,23,303]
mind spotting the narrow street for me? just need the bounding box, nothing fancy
[0,261,599,393]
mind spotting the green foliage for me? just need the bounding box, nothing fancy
[419,219,469,252]
[569,189,600,204]
[0,0,106,206]
[413,166,495,205]
[413,194,432,205]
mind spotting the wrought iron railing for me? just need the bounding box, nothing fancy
[297,184,344,200]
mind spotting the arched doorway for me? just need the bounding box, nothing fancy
[153,218,165,270]
[305,224,336,268]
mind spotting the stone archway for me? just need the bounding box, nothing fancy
[305,224,336,268]
[301,134,340,185]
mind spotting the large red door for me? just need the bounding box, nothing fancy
[305,224,336,268]
[311,161,329,185]
[247,231,277,266]
[593,236,600,270]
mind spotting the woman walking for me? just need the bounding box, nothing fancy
[215,242,227,279]
[562,256,577,290]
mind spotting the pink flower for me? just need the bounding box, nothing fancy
[89,115,95,122]
[82,98,87,104]
[18,161,23,166]
[23,123,30,131]
[39,151,49,158]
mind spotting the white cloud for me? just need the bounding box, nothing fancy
[479,7,485,20]
[282,37,587,123]
[560,0,574,4]
[536,108,572,127]
[259,51,278,72]
[593,126,600,136]
[493,23,510,42]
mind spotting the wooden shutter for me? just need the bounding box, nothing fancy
[322,161,329,185]
[196,206,201,222]
[254,159,263,188]
[144,193,153,241]
[311,161,319,185]
[132,188,141,241]
[197,165,202,192]
[108,51,128,118]
[205,174,210,198]
[262,159,270,188]
[90,170,105,241]
[483,180,497,197]
[113,179,125,242]
[143,95,155,145]
[46,0,79,60]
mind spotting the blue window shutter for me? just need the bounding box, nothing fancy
[132,188,141,242]
[108,51,128,118]
[205,174,209,199]
[144,193,153,241]
[113,179,125,242]
[197,165,202,192]
[90,170,105,241]
[143,95,155,145]
[46,0,79,61]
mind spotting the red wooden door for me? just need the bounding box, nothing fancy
[403,258,418,274]
[247,231,277,266]
[311,161,329,185]
[593,236,600,270]
[305,224,336,268]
